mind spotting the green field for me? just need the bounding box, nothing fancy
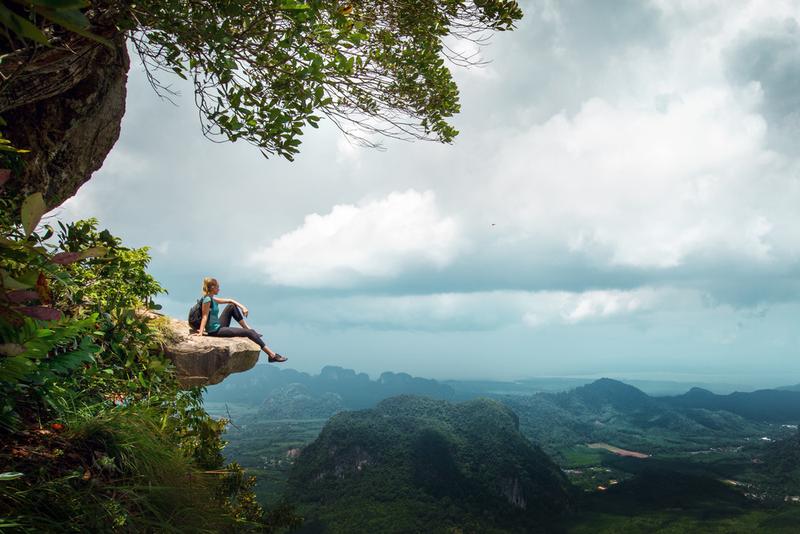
[220,417,328,505]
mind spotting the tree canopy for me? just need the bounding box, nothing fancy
[2,0,522,161]
[130,0,522,159]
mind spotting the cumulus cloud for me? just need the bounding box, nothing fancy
[483,84,799,270]
[249,190,465,287]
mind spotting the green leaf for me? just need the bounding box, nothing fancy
[0,4,49,45]
[21,193,46,237]
[279,2,310,10]
[0,270,32,290]
[79,246,108,260]
[0,472,24,481]
[172,67,187,80]
[33,6,113,48]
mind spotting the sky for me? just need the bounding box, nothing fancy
[55,0,800,387]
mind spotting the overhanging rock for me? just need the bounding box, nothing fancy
[159,316,261,388]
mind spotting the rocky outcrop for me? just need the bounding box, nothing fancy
[158,316,261,388]
[1,3,130,208]
[499,476,527,509]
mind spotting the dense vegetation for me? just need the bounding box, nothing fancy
[0,194,291,532]
[503,378,789,457]
[211,373,800,532]
[283,396,575,534]
[662,387,800,423]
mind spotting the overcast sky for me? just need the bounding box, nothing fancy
[57,0,800,387]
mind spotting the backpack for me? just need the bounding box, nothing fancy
[188,297,206,330]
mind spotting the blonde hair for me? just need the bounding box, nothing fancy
[202,277,218,295]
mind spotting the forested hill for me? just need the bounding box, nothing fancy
[661,387,800,423]
[285,396,575,534]
[503,378,797,455]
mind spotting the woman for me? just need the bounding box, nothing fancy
[193,277,287,363]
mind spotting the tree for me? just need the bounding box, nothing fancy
[129,0,522,158]
[0,0,522,204]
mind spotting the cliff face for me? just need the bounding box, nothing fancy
[1,7,130,208]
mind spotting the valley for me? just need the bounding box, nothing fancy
[205,367,800,532]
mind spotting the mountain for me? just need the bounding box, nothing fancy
[663,388,800,423]
[503,379,771,455]
[205,365,455,411]
[560,377,657,413]
[285,396,575,534]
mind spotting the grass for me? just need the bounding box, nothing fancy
[560,445,609,468]
[0,405,231,533]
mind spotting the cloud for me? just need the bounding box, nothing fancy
[268,287,667,331]
[559,289,657,323]
[725,15,800,150]
[249,190,465,287]
[482,85,799,270]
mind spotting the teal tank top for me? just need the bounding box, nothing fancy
[202,296,221,333]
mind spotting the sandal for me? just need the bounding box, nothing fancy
[268,353,288,363]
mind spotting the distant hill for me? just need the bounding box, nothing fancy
[205,365,454,411]
[663,388,800,423]
[285,396,575,533]
[562,378,656,412]
[503,378,773,455]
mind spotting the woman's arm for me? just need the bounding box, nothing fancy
[212,296,248,316]
[198,299,211,335]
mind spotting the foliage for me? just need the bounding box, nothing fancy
[0,193,296,531]
[124,0,523,159]
[0,0,111,47]
[285,395,574,533]
[0,405,225,533]
[663,387,800,424]
[0,0,523,166]
[502,378,780,457]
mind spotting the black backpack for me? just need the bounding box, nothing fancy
[188,297,206,330]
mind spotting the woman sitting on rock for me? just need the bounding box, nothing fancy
[193,277,287,363]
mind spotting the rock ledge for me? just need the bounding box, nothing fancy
[158,315,260,388]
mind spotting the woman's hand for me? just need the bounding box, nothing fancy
[240,305,249,317]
